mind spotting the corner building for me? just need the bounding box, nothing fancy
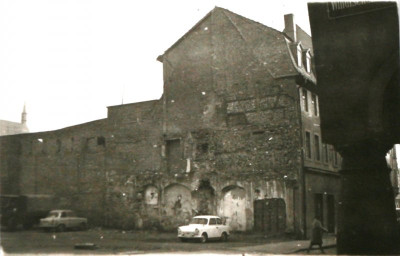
[1,7,344,238]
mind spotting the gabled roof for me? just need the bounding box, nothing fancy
[158,6,302,79]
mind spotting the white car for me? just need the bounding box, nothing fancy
[177,215,230,243]
[39,210,87,232]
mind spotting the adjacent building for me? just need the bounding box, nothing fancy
[0,105,29,136]
[0,7,396,238]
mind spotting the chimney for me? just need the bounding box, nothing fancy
[284,14,296,42]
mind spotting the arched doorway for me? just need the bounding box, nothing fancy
[192,179,215,215]
[220,185,246,231]
[163,184,192,227]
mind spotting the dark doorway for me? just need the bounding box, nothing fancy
[193,179,215,215]
[327,194,335,233]
[254,198,286,236]
[314,193,323,222]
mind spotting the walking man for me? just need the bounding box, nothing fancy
[307,216,328,254]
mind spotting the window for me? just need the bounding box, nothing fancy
[312,94,318,116]
[97,136,106,146]
[197,143,208,154]
[306,52,311,73]
[56,139,61,153]
[297,45,302,67]
[305,132,311,158]
[166,139,182,172]
[302,89,308,112]
[216,218,222,225]
[314,134,320,161]
[323,144,329,163]
[334,151,338,166]
[209,218,217,225]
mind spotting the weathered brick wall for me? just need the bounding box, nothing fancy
[1,8,308,234]
[160,8,303,232]
[104,101,164,229]
[5,119,109,225]
[0,135,22,194]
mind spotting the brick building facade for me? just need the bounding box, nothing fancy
[3,7,391,238]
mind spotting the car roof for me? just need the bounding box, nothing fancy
[50,209,73,212]
[193,215,221,219]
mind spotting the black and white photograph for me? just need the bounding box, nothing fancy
[0,0,399,255]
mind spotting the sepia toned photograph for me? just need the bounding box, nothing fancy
[0,1,399,255]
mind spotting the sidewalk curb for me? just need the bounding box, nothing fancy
[288,244,337,254]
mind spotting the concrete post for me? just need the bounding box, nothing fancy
[336,141,400,254]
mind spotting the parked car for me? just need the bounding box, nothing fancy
[177,215,230,243]
[39,210,87,232]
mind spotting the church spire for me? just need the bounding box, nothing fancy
[21,103,27,125]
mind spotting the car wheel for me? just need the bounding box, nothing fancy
[79,222,87,231]
[220,232,228,242]
[200,233,208,243]
[56,224,66,232]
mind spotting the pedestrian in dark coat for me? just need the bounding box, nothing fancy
[307,217,328,254]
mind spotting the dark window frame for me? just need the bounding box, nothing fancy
[305,131,312,158]
[314,134,321,161]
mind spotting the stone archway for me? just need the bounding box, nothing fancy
[192,179,216,215]
[163,183,192,227]
[220,185,246,231]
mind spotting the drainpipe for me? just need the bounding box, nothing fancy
[296,85,307,239]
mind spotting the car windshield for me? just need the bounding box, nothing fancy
[47,212,59,217]
[190,218,208,225]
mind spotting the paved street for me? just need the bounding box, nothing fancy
[0,228,336,255]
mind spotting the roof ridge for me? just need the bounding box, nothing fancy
[159,6,286,58]
[218,7,284,35]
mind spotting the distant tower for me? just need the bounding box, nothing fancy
[21,103,29,133]
[21,103,27,124]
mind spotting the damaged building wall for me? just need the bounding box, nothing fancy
[0,8,344,236]
[0,119,109,225]
[0,135,22,194]
[159,7,303,232]
[104,100,164,229]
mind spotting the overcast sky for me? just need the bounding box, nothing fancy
[0,0,312,132]
[1,0,399,161]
